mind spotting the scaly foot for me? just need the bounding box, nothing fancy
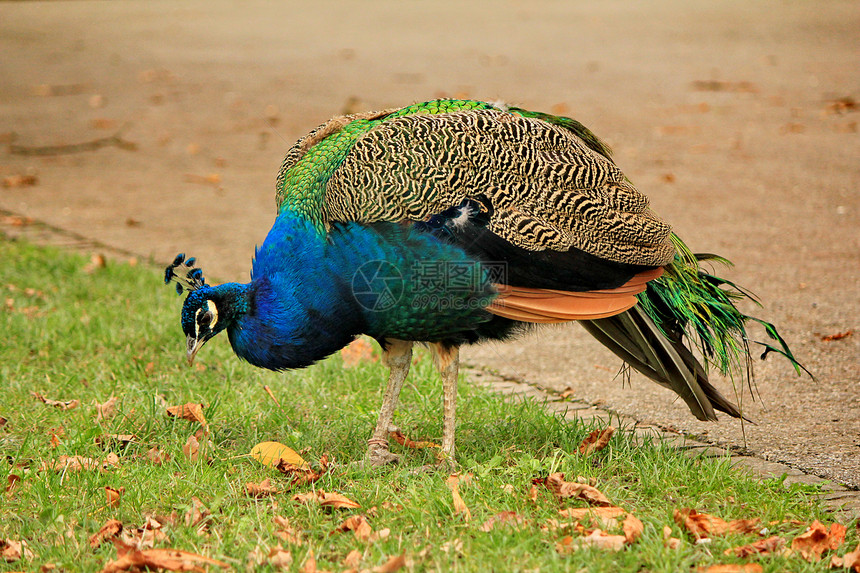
[366,439,401,467]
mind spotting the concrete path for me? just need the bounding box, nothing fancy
[2,1,858,494]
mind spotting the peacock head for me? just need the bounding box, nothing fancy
[165,253,238,365]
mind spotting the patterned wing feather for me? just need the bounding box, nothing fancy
[323,109,674,267]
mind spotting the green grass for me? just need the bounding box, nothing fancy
[0,237,854,572]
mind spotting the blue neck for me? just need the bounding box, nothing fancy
[226,215,364,370]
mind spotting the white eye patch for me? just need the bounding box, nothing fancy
[208,301,219,329]
[192,301,219,337]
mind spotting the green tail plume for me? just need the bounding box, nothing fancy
[637,234,809,380]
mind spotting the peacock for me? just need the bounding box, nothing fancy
[165,99,805,466]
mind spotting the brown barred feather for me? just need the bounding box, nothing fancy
[323,110,675,266]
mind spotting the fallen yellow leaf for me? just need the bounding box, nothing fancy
[250,441,310,470]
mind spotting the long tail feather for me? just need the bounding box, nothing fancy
[580,234,807,421]
[580,306,742,421]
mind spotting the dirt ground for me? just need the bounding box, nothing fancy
[1,1,858,486]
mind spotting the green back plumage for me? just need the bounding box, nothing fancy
[275,100,500,225]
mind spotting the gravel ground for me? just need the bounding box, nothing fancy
[2,0,857,485]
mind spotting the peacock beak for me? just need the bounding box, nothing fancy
[186,335,206,365]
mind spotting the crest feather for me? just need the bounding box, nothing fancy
[164,253,206,295]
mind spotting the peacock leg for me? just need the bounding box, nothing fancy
[431,343,459,465]
[367,339,413,466]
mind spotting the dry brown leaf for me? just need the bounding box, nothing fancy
[821,330,854,342]
[100,542,229,572]
[373,553,406,573]
[96,434,137,448]
[674,508,760,539]
[183,173,222,186]
[267,545,293,568]
[6,474,21,494]
[1,538,33,562]
[274,515,302,545]
[824,96,857,115]
[275,454,328,488]
[340,337,377,367]
[663,525,682,549]
[690,80,759,93]
[32,391,79,410]
[389,429,440,449]
[105,486,123,508]
[119,523,169,550]
[91,118,117,130]
[558,506,626,521]
[246,478,279,498]
[556,529,626,553]
[3,174,38,188]
[724,535,785,558]
[527,484,539,502]
[146,446,170,465]
[291,489,360,509]
[96,396,119,421]
[479,511,526,532]
[300,550,317,573]
[84,254,107,274]
[623,513,644,544]
[342,549,362,568]
[1,215,34,227]
[578,427,615,455]
[334,515,373,542]
[558,387,575,400]
[183,434,200,461]
[831,541,860,571]
[185,497,210,531]
[544,473,612,506]
[440,538,463,554]
[696,565,764,573]
[445,474,471,522]
[166,403,207,427]
[89,520,123,548]
[791,520,846,561]
[40,454,119,472]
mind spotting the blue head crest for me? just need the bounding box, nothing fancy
[164,253,206,295]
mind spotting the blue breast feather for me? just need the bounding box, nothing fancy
[227,214,498,370]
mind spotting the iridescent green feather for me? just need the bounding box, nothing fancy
[638,234,809,378]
